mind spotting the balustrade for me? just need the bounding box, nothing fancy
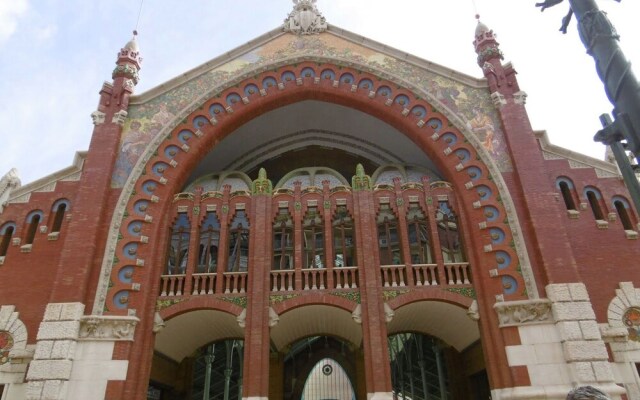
[160,274,186,297]
[301,268,326,290]
[380,265,407,287]
[271,270,295,292]
[192,273,217,295]
[334,267,358,289]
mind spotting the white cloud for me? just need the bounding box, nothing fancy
[0,0,28,44]
[35,24,57,41]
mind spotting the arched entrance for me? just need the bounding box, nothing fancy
[95,60,534,399]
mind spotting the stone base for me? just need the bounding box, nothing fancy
[491,384,626,399]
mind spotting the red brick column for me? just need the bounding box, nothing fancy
[352,189,393,397]
[242,194,272,399]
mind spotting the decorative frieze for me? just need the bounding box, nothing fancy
[78,316,139,341]
[494,299,552,327]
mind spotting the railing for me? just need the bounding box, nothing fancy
[271,269,295,292]
[160,274,186,296]
[413,264,439,286]
[192,273,217,295]
[334,267,358,289]
[381,265,407,287]
[301,268,326,290]
[444,262,471,285]
[159,263,471,298]
[222,272,247,294]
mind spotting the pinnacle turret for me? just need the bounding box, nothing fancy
[113,30,143,87]
[473,17,503,68]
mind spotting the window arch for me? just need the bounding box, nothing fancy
[584,187,605,220]
[555,177,577,211]
[50,199,70,234]
[228,210,249,272]
[198,212,220,273]
[377,203,402,265]
[332,205,355,267]
[0,222,16,258]
[613,196,636,231]
[436,201,466,263]
[303,206,324,269]
[273,207,294,270]
[24,210,44,246]
[166,213,191,275]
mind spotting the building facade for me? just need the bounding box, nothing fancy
[1,2,640,399]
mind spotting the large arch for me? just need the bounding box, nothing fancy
[94,59,536,316]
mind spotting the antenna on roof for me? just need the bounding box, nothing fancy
[135,0,145,32]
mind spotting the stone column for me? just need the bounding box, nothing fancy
[26,303,84,400]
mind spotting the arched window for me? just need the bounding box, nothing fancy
[24,211,43,245]
[406,203,433,264]
[50,199,70,233]
[198,212,220,273]
[613,196,635,231]
[584,187,605,220]
[556,178,577,211]
[228,211,249,272]
[273,207,294,270]
[303,206,324,269]
[377,203,402,265]
[166,213,191,275]
[332,205,355,267]
[0,223,16,258]
[436,201,466,263]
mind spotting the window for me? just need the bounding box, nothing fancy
[24,211,43,245]
[436,201,466,263]
[556,178,577,211]
[273,207,294,270]
[50,199,70,233]
[406,203,433,264]
[0,223,15,257]
[377,204,402,265]
[228,211,249,272]
[166,213,190,275]
[584,187,605,220]
[303,206,324,269]
[198,212,220,273]
[332,205,355,267]
[613,197,635,230]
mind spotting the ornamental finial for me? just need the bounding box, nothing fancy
[283,0,327,35]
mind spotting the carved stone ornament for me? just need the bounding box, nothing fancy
[490,91,507,108]
[384,302,395,323]
[283,0,327,35]
[467,299,480,321]
[152,311,165,333]
[0,168,21,213]
[78,315,139,341]
[493,299,552,327]
[90,110,106,125]
[513,91,528,105]
[351,304,362,324]
[236,309,246,328]
[112,109,128,126]
[269,307,280,328]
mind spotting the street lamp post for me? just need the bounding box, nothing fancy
[537,0,640,214]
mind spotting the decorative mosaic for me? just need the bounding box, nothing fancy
[382,289,410,302]
[156,298,185,311]
[270,293,300,304]
[220,296,248,309]
[444,287,476,299]
[111,32,511,187]
[0,330,14,365]
[329,291,360,304]
[623,307,640,342]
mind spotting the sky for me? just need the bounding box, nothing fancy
[1,0,639,185]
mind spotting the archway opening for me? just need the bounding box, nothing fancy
[283,336,360,400]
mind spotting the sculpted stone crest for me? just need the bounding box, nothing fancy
[283,0,327,35]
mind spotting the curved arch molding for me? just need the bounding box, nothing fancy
[93,60,537,315]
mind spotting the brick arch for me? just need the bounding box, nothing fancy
[386,290,474,311]
[158,297,244,321]
[272,293,358,315]
[94,60,536,315]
